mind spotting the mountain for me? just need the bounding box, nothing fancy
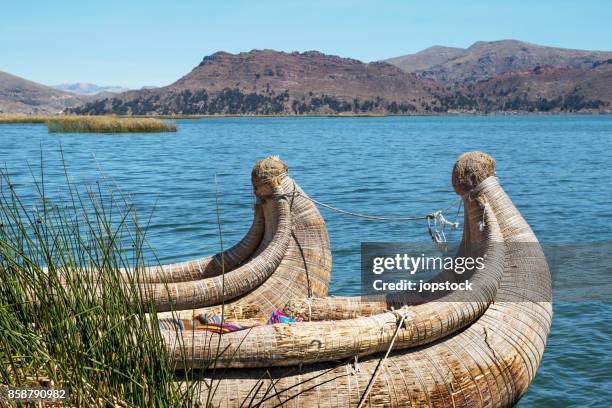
[386,40,612,85]
[53,83,130,95]
[385,46,465,73]
[0,70,87,114]
[437,60,612,113]
[65,42,612,116]
[70,50,446,115]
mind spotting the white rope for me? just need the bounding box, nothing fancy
[288,188,460,223]
[356,311,407,408]
[306,297,312,322]
[282,181,462,244]
[300,193,430,221]
[427,210,461,251]
[284,180,461,221]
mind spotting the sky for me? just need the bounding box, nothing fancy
[1,0,611,89]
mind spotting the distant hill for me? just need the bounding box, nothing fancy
[436,61,612,113]
[0,70,87,114]
[53,83,130,95]
[70,50,446,115]
[12,40,606,116]
[385,46,465,73]
[386,40,612,85]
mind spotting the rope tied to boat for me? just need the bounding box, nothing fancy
[356,309,409,408]
[286,188,462,247]
[298,193,433,222]
[464,176,499,231]
[427,210,460,251]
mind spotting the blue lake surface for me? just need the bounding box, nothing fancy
[1,116,611,406]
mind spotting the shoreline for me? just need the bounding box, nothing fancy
[1,111,611,124]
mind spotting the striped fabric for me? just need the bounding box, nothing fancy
[159,309,301,334]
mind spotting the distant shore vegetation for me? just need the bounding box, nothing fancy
[65,87,610,117]
[0,115,51,123]
[67,89,421,116]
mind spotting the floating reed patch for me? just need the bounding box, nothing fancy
[0,115,177,132]
[47,116,176,133]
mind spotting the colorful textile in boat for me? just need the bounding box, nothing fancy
[267,309,302,325]
[159,309,301,334]
[195,312,252,333]
[158,316,251,334]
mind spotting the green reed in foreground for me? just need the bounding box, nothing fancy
[0,159,339,406]
[0,163,205,406]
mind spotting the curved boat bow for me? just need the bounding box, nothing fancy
[87,156,332,314]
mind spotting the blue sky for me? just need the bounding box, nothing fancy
[1,0,610,88]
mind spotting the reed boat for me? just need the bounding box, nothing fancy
[91,156,332,314]
[164,152,553,407]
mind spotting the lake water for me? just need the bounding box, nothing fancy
[1,116,610,406]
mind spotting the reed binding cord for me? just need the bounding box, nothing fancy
[356,311,408,408]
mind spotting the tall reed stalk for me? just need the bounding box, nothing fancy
[0,159,205,406]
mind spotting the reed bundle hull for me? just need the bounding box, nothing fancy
[170,152,552,408]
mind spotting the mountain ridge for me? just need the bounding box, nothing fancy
[465,60,612,113]
[2,40,611,115]
[53,83,130,95]
[385,39,612,85]
[0,70,87,114]
[71,49,446,115]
